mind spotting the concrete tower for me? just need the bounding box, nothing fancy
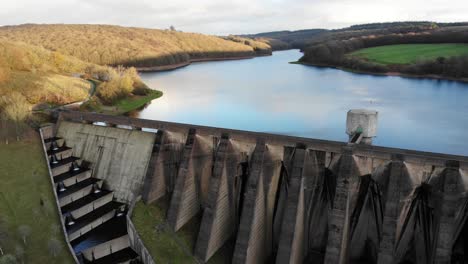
[346,109,378,145]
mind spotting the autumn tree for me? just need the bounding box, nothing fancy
[0,93,30,141]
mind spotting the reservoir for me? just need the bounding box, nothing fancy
[137,50,468,156]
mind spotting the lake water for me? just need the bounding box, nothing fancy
[137,50,468,156]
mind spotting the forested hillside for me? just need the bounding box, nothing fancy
[0,24,270,68]
[247,21,468,50]
[244,29,326,49]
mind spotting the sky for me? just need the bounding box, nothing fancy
[1,0,467,35]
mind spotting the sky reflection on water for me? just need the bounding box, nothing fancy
[137,50,468,156]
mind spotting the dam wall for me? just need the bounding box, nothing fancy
[56,111,468,264]
[56,121,156,203]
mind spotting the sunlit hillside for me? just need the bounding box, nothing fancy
[0,24,271,68]
[0,40,93,106]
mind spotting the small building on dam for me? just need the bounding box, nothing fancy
[40,110,468,264]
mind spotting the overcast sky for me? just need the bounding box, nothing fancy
[1,0,467,35]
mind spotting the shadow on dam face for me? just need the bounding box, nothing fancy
[53,111,468,264]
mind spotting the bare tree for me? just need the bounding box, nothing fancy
[17,226,31,246]
[50,224,60,236]
[0,218,9,256]
[14,245,24,264]
[0,111,10,145]
[47,238,62,258]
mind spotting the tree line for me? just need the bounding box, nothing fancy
[300,29,468,78]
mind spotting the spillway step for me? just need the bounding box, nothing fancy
[67,201,124,241]
[47,146,73,157]
[71,215,129,253]
[89,247,139,264]
[58,178,101,199]
[44,136,62,143]
[61,190,113,217]
[50,156,80,169]
[54,168,91,186]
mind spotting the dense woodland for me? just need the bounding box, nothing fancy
[0,24,270,68]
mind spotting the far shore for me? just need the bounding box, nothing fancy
[136,55,264,72]
[293,61,468,83]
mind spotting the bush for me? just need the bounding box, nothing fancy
[96,66,143,104]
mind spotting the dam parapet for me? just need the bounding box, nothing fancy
[44,110,468,264]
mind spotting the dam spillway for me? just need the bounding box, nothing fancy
[44,110,468,264]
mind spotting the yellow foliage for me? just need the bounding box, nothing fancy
[0,67,10,84]
[97,79,122,104]
[0,40,142,107]
[0,92,30,122]
[0,24,270,67]
[96,66,141,104]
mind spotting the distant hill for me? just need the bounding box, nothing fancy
[245,21,468,50]
[0,24,271,69]
[243,29,326,50]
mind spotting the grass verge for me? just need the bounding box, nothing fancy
[0,133,74,263]
[114,90,163,114]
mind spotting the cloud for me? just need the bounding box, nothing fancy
[1,0,467,34]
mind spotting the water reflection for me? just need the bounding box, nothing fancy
[137,50,468,156]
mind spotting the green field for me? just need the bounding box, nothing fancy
[350,44,468,65]
[0,135,73,263]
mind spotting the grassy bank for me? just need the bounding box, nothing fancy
[82,89,162,115]
[131,201,197,263]
[0,134,73,263]
[349,43,468,65]
[131,200,233,264]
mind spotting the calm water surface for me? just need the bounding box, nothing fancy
[137,50,468,156]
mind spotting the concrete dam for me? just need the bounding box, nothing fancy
[43,110,468,264]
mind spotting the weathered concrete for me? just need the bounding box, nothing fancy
[167,130,216,231]
[232,142,283,264]
[55,111,468,264]
[142,130,186,204]
[56,121,156,203]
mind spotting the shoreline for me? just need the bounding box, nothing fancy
[136,55,262,72]
[293,61,468,83]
